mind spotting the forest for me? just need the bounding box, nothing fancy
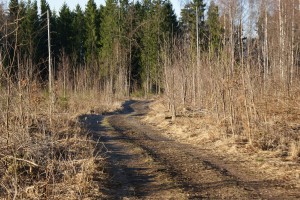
[2,0,300,97]
[0,0,300,198]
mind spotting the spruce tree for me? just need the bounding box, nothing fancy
[26,0,39,59]
[207,0,222,55]
[140,0,158,93]
[51,10,60,68]
[84,0,99,63]
[72,4,86,64]
[99,0,118,64]
[36,0,51,80]
[7,0,19,70]
[140,0,178,94]
[129,1,144,90]
[99,0,119,93]
[19,0,39,60]
[9,0,19,20]
[38,0,50,57]
[161,0,178,37]
[18,0,26,52]
[57,3,73,55]
[180,0,205,51]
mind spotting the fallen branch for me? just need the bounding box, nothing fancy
[0,153,39,167]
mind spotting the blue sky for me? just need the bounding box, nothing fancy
[47,0,184,18]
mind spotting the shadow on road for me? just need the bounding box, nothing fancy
[78,99,300,199]
[78,100,167,199]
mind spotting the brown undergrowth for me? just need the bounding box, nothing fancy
[143,96,300,188]
[0,84,121,199]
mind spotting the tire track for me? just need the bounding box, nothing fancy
[107,100,299,199]
[84,113,187,199]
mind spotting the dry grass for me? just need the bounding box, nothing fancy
[290,141,300,160]
[0,84,120,199]
[143,96,300,187]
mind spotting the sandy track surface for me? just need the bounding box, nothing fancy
[84,100,299,199]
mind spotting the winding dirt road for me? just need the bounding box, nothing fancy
[84,100,299,199]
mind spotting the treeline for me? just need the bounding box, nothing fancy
[1,0,300,114]
[1,0,232,96]
[2,0,300,94]
[1,0,180,96]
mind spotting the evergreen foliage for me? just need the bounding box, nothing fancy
[180,0,206,51]
[72,4,85,64]
[207,1,222,55]
[99,0,118,75]
[4,0,244,94]
[37,0,51,77]
[84,0,99,63]
[9,0,19,19]
[57,3,73,55]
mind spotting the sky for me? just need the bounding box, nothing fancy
[46,0,184,18]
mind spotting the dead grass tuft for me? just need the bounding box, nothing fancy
[289,142,300,161]
[0,87,119,199]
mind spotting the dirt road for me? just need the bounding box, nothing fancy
[84,100,299,199]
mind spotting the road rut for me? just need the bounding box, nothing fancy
[84,100,299,199]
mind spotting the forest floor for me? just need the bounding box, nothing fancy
[83,99,300,199]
